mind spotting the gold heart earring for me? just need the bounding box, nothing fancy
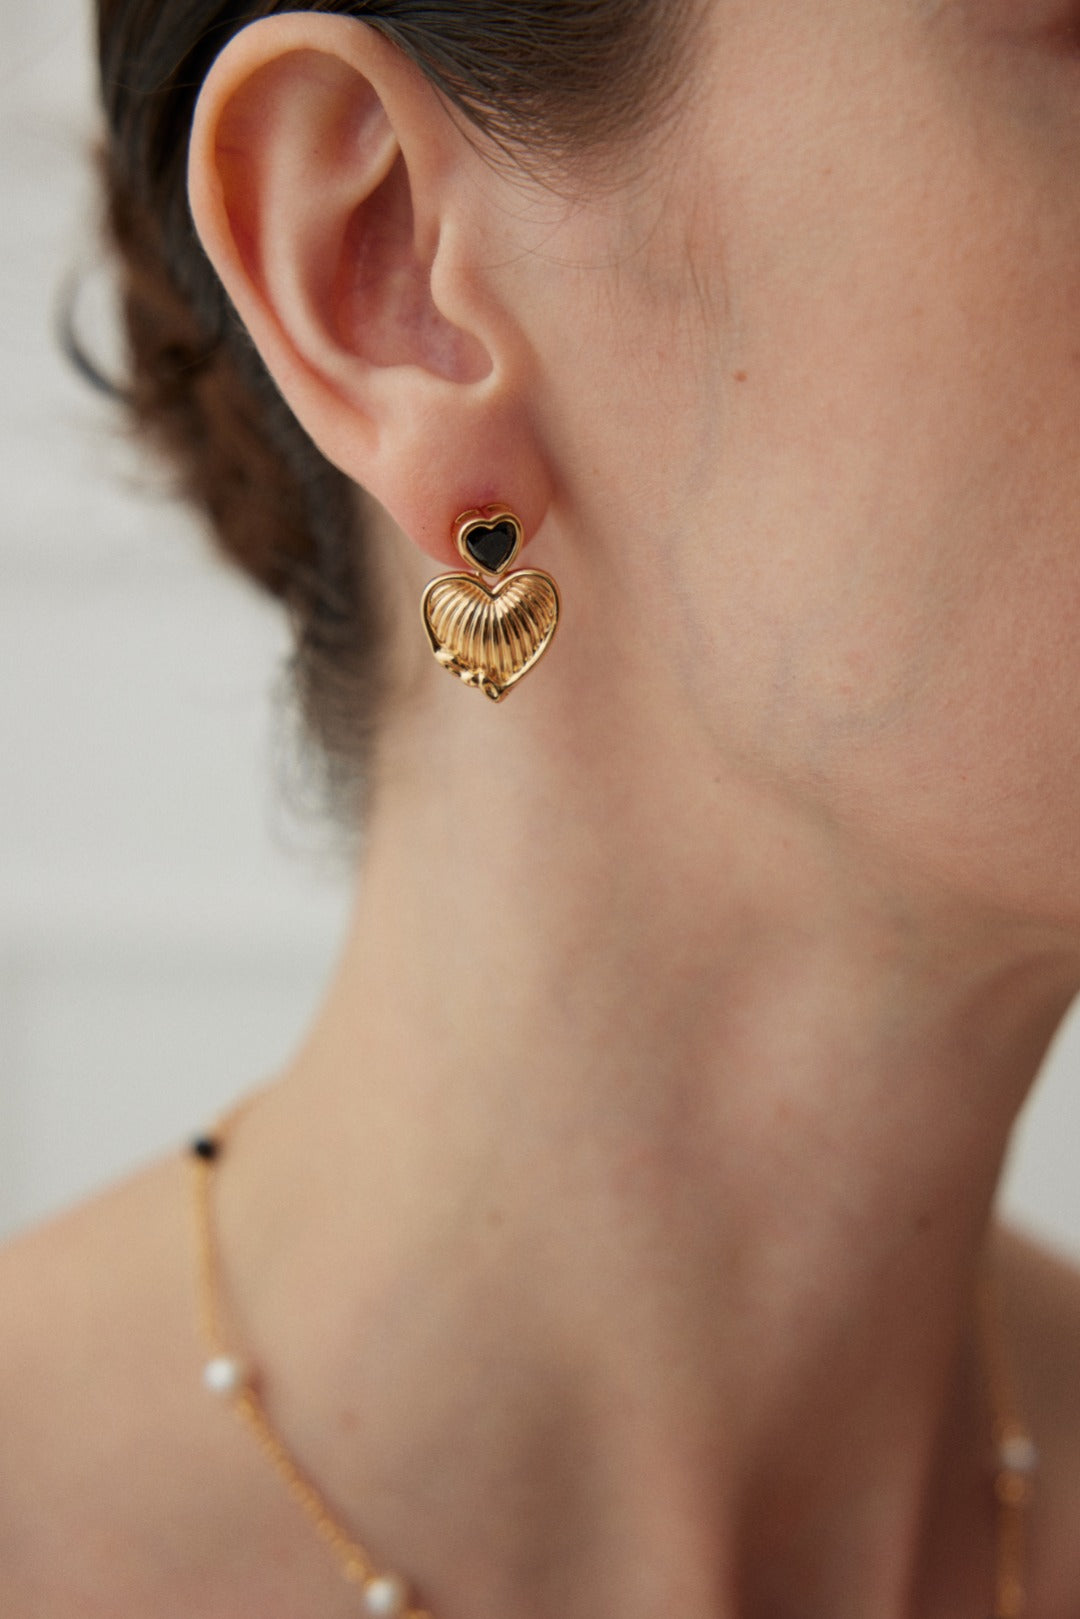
[420,507,560,702]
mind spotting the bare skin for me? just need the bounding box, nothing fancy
[2,1152,1080,1618]
[7,0,1080,1615]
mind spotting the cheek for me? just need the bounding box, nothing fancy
[661,5,1080,906]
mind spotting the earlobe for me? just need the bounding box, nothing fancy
[185,12,551,563]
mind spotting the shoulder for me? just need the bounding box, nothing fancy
[996,1221,1080,1412]
[995,1222,1080,1619]
[0,1153,208,1613]
[0,1154,344,1619]
[0,1148,198,1404]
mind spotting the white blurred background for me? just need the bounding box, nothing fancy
[1,0,1078,1254]
[0,0,353,1241]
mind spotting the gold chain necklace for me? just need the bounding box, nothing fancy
[978,1266,1039,1619]
[186,1099,1038,1619]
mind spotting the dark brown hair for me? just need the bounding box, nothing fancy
[93,0,697,823]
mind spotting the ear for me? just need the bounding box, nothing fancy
[186,11,552,566]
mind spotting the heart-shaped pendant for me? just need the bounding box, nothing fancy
[421,567,560,702]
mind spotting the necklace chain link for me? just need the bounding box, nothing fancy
[187,1095,1035,1619]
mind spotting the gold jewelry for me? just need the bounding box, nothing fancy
[188,1098,432,1619]
[420,506,560,702]
[979,1260,1039,1619]
[187,1100,1037,1618]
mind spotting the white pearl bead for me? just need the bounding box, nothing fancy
[202,1355,248,1396]
[361,1572,409,1616]
[999,1432,1039,1475]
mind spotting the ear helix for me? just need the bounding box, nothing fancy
[419,506,560,702]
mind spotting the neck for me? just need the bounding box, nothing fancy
[213,682,1077,1619]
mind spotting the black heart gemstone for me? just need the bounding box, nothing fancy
[464,519,519,574]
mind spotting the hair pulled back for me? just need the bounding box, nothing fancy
[94,0,695,819]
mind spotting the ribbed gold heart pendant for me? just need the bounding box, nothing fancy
[421,568,560,702]
[420,507,560,702]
